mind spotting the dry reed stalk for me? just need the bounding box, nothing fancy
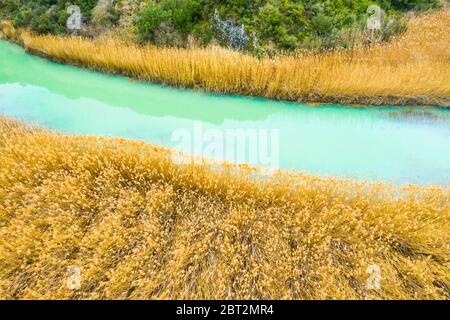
[1,9,449,107]
[0,117,448,300]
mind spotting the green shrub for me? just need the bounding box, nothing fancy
[381,13,408,41]
[136,0,203,45]
[91,2,120,33]
[132,0,432,51]
[1,0,100,35]
[136,1,170,42]
[192,21,213,45]
[1,0,441,50]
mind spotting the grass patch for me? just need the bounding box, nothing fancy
[0,117,448,299]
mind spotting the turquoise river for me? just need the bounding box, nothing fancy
[0,40,449,185]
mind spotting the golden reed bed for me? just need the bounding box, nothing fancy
[1,9,449,107]
[0,117,448,299]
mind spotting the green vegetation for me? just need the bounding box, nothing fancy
[134,0,439,51]
[0,0,119,35]
[0,0,442,50]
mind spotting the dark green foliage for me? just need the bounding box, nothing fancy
[0,0,441,50]
[390,0,440,10]
[134,0,438,51]
[0,0,112,35]
[91,2,120,33]
[136,0,203,43]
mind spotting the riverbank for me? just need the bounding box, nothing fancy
[0,116,449,299]
[1,8,449,107]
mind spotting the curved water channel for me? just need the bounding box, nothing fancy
[1,40,449,186]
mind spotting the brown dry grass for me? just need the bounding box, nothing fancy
[1,9,449,107]
[0,117,448,300]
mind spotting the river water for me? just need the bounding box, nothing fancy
[1,40,449,185]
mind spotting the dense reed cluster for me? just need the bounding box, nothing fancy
[1,8,450,107]
[0,117,448,300]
